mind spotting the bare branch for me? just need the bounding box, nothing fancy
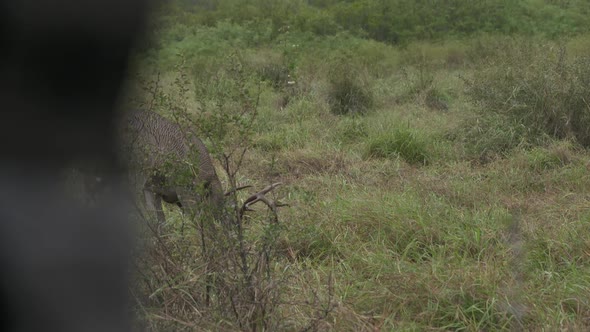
[239,182,288,221]
[225,185,253,197]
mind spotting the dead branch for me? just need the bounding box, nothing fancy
[239,182,288,221]
[225,185,253,197]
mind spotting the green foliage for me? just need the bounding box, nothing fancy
[189,53,261,155]
[289,223,342,261]
[329,0,523,43]
[156,0,590,47]
[128,4,590,328]
[327,76,373,116]
[293,7,340,36]
[366,127,430,165]
[253,127,307,152]
[526,213,590,273]
[336,116,369,144]
[521,0,590,38]
[450,113,534,163]
[523,141,577,171]
[465,34,520,65]
[247,51,290,90]
[327,59,373,115]
[144,20,273,71]
[129,53,335,332]
[465,40,590,148]
[424,88,450,111]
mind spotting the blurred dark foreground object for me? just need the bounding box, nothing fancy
[0,1,151,331]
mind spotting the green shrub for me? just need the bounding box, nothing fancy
[465,41,590,148]
[366,127,429,165]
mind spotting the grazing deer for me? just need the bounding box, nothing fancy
[120,110,223,224]
[120,110,283,225]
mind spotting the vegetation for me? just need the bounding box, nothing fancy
[125,0,590,330]
[160,0,590,44]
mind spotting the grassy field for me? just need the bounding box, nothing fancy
[126,8,590,331]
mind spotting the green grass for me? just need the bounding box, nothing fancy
[365,127,430,165]
[127,16,590,330]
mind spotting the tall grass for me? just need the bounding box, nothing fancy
[127,14,590,330]
[465,39,590,148]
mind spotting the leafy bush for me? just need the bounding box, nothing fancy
[465,41,590,148]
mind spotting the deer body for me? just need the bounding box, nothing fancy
[120,110,223,223]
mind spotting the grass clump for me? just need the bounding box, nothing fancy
[254,131,305,152]
[424,87,450,111]
[327,61,373,115]
[335,116,369,144]
[259,62,290,89]
[450,113,534,163]
[248,50,291,90]
[465,40,590,148]
[520,140,578,171]
[366,127,430,165]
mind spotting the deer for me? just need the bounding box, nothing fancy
[119,110,283,226]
